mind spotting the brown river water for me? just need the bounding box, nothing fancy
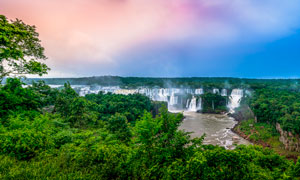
[177,111,251,149]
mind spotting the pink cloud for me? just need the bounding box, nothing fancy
[1,0,300,77]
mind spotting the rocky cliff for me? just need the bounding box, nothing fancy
[276,123,300,152]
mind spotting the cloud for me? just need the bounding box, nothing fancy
[1,0,300,77]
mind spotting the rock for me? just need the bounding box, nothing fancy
[249,124,253,127]
[232,136,240,141]
[276,123,300,152]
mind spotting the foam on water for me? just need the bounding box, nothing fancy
[179,112,251,149]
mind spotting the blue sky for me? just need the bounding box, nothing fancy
[114,28,300,78]
[2,0,300,78]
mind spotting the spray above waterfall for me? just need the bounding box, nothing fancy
[227,89,244,113]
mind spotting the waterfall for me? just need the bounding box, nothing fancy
[169,93,178,106]
[72,85,245,113]
[221,89,227,96]
[195,88,204,95]
[188,96,197,112]
[186,99,190,109]
[155,88,168,102]
[213,88,220,94]
[228,89,243,113]
[197,97,202,111]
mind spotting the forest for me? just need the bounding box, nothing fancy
[1,78,300,179]
[249,88,300,134]
[24,76,300,90]
[200,93,227,114]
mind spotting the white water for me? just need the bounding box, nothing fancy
[221,89,227,96]
[213,88,220,94]
[197,97,202,111]
[188,96,197,112]
[185,96,202,112]
[195,88,204,95]
[169,93,178,106]
[227,89,243,113]
[49,85,244,112]
[186,99,190,109]
[179,112,251,149]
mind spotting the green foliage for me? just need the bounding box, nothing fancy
[67,97,98,128]
[295,158,300,177]
[107,113,131,142]
[0,114,56,160]
[28,80,59,106]
[0,15,49,81]
[54,82,78,117]
[201,92,227,113]
[26,76,300,91]
[132,107,204,178]
[85,92,152,122]
[250,88,300,134]
[239,119,278,142]
[0,78,299,179]
[0,78,41,118]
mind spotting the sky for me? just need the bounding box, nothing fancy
[1,0,300,78]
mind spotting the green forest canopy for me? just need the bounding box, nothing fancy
[1,78,300,179]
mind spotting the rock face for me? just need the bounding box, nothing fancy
[229,105,254,122]
[276,123,300,152]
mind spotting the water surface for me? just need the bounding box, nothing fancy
[178,111,251,149]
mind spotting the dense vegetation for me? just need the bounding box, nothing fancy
[1,78,299,179]
[249,88,300,134]
[200,93,227,114]
[23,76,300,90]
[232,88,300,161]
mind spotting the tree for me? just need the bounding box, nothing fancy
[54,82,78,116]
[0,78,41,118]
[107,113,131,142]
[295,157,300,177]
[0,15,49,81]
[67,97,98,128]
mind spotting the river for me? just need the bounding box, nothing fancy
[178,111,251,149]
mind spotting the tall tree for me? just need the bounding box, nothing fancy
[0,15,49,81]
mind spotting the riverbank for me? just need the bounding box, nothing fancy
[232,118,299,162]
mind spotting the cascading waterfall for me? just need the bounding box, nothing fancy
[197,97,202,111]
[221,89,227,96]
[195,88,204,95]
[186,99,190,109]
[169,93,178,106]
[158,89,167,101]
[187,96,202,112]
[227,89,243,113]
[58,85,245,112]
[188,96,197,112]
[213,88,220,94]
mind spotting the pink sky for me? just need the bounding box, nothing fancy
[1,0,300,77]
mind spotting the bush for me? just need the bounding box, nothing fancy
[0,114,56,160]
[0,78,41,118]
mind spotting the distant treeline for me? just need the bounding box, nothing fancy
[24,76,300,90]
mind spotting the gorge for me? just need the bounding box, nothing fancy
[49,84,250,149]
